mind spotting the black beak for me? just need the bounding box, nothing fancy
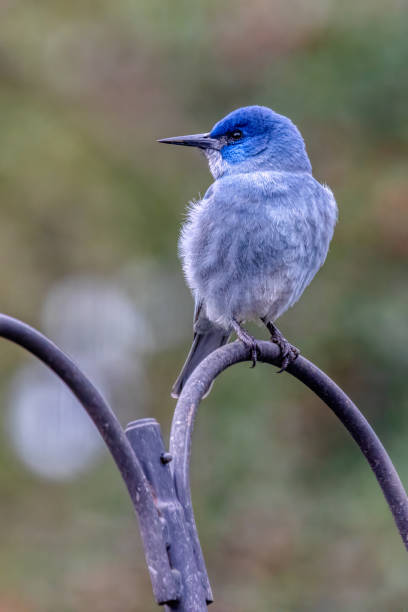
[157,132,219,150]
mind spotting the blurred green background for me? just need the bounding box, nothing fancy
[1,1,408,610]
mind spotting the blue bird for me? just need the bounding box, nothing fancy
[159,105,337,398]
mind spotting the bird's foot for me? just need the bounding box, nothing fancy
[231,320,260,368]
[267,324,300,373]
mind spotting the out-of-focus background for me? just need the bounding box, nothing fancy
[0,1,407,610]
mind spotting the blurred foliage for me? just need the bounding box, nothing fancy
[0,0,408,610]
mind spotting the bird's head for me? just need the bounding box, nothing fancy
[158,105,312,178]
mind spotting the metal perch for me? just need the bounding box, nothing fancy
[1,313,407,611]
[170,340,408,577]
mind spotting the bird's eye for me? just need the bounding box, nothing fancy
[227,129,243,141]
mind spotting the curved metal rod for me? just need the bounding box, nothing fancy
[0,314,176,599]
[170,340,408,552]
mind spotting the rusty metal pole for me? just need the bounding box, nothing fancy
[1,313,407,612]
[0,314,209,610]
[170,340,408,551]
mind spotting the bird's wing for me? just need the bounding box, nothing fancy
[206,172,337,271]
[193,299,218,335]
[193,299,203,327]
[203,172,336,312]
[172,297,230,399]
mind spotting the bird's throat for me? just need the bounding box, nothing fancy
[204,148,228,179]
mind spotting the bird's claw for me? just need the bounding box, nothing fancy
[275,344,299,373]
[250,342,260,368]
[244,335,260,368]
[234,327,260,367]
[269,328,300,373]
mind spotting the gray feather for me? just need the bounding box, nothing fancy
[171,328,230,399]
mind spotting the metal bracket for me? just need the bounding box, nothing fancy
[126,418,211,610]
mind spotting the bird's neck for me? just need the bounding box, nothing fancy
[205,148,312,179]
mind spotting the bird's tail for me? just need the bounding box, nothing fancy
[171,329,230,399]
